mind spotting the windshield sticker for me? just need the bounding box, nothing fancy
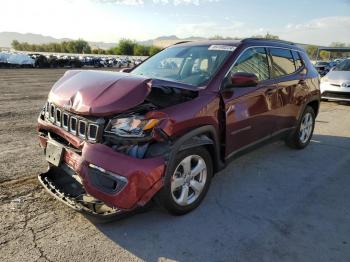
[208,45,236,52]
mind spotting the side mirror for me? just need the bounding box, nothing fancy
[120,68,132,73]
[225,72,259,88]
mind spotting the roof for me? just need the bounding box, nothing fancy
[173,38,303,51]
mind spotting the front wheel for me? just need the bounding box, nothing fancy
[156,147,213,215]
[286,106,315,149]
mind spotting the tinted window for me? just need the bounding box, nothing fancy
[270,48,295,77]
[230,47,269,81]
[292,51,303,70]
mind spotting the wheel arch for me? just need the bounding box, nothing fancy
[307,99,320,117]
[168,125,224,176]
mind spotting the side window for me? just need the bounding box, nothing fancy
[292,50,303,71]
[230,47,269,81]
[269,48,295,78]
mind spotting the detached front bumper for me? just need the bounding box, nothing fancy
[38,119,166,216]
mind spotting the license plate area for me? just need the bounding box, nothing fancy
[46,141,63,167]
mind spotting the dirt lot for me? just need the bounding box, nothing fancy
[1,69,350,262]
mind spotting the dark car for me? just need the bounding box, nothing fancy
[37,39,320,219]
[314,61,332,76]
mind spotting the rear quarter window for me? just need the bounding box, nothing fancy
[269,48,295,78]
[292,50,304,71]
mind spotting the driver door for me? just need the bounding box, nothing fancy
[222,47,281,157]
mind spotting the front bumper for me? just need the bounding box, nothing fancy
[38,118,166,215]
[320,82,350,101]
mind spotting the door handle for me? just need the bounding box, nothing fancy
[265,88,275,96]
[299,79,306,85]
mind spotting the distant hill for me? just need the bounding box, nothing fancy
[0,32,116,50]
[0,32,236,50]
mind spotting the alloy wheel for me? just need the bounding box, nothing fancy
[299,112,314,144]
[170,155,207,206]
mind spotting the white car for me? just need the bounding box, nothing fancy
[320,59,350,101]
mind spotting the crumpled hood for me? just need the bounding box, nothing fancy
[48,70,151,116]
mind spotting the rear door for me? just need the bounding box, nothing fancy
[222,47,279,156]
[268,48,306,131]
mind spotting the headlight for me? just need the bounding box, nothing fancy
[321,77,328,83]
[107,116,159,137]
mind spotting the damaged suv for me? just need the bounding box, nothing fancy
[37,39,320,218]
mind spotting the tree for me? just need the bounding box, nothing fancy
[117,39,136,55]
[11,40,20,50]
[149,46,162,56]
[134,44,150,56]
[251,32,279,39]
[305,45,318,60]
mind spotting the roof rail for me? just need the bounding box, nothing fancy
[172,41,193,46]
[241,38,295,45]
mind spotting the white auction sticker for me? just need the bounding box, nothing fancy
[208,45,236,52]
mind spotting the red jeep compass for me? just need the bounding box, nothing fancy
[37,39,320,218]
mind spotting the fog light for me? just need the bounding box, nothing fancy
[88,164,128,193]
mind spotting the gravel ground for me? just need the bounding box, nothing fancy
[0,69,350,262]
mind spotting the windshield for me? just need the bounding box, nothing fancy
[334,59,350,71]
[131,45,233,87]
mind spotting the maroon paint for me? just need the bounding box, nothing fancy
[38,39,320,212]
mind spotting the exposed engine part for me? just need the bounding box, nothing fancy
[146,86,198,108]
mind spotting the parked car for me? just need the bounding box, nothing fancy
[7,53,34,68]
[314,61,332,76]
[320,59,350,101]
[0,51,11,67]
[37,39,320,219]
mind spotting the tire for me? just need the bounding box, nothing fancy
[156,147,213,215]
[286,106,315,149]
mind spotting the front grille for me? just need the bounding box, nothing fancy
[44,102,103,142]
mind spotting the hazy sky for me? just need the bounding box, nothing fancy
[1,0,349,45]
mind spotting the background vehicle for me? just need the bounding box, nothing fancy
[314,61,332,76]
[37,39,320,219]
[321,59,350,101]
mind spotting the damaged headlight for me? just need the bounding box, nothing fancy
[106,116,159,138]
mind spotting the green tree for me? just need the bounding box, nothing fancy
[305,45,318,60]
[134,44,150,56]
[11,40,20,50]
[149,46,162,56]
[117,39,136,55]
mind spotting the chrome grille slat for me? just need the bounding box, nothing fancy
[49,104,55,122]
[78,120,87,139]
[70,116,78,135]
[45,102,100,142]
[55,108,62,126]
[88,124,99,141]
[62,113,69,130]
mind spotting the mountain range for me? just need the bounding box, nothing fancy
[0,32,206,49]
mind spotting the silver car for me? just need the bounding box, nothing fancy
[320,59,350,101]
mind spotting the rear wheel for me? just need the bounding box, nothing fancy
[286,106,315,149]
[157,147,213,215]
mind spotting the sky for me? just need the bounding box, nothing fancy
[0,0,349,45]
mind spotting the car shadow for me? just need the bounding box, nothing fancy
[93,134,350,262]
